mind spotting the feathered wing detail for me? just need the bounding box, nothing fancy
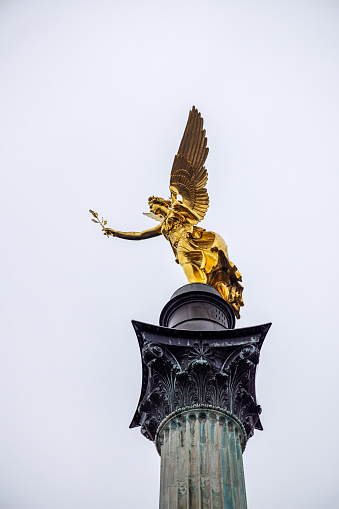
[170,155,209,221]
[178,105,209,170]
[169,106,209,223]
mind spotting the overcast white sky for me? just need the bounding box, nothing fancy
[1,1,339,508]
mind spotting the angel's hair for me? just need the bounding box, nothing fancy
[148,196,172,209]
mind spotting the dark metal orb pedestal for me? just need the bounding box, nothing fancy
[130,283,271,509]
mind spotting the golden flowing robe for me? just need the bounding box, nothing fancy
[160,207,244,318]
[90,106,245,318]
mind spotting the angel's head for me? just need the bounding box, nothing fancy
[148,196,171,219]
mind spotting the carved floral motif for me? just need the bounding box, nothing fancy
[130,322,270,442]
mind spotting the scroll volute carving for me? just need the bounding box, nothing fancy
[130,321,271,442]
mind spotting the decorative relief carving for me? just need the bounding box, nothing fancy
[130,321,271,442]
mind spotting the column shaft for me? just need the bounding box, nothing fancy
[157,407,247,509]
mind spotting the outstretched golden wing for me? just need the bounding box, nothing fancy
[169,106,209,222]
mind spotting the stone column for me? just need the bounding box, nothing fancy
[130,283,271,509]
[156,407,247,509]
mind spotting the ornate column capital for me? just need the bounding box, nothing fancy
[130,320,271,444]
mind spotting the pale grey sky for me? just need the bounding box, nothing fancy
[1,1,339,508]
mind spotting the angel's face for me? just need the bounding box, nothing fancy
[150,203,168,218]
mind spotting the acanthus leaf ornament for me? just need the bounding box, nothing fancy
[130,320,271,442]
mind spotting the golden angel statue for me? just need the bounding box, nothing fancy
[90,106,244,318]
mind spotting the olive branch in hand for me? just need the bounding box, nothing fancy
[89,209,107,228]
[89,210,116,237]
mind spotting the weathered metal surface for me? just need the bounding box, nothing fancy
[157,407,247,509]
[159,283,236,330]
[130,284,271,509]
[130,317,270,442]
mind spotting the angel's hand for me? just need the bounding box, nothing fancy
[102,227,116,237]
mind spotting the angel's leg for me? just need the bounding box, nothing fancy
[177,241,207,284]
[181,262,207,284]
[214,282,230,301]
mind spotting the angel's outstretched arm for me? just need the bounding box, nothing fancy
[103,223,162,240]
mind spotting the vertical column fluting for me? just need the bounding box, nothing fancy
[131,285,270,509]
[156,407,247,509]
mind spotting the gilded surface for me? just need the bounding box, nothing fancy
[90,106,244,318]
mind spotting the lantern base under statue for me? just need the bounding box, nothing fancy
[159,283,236,330]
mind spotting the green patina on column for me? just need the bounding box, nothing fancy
[130,284,271,509]
[156,406,247,509]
